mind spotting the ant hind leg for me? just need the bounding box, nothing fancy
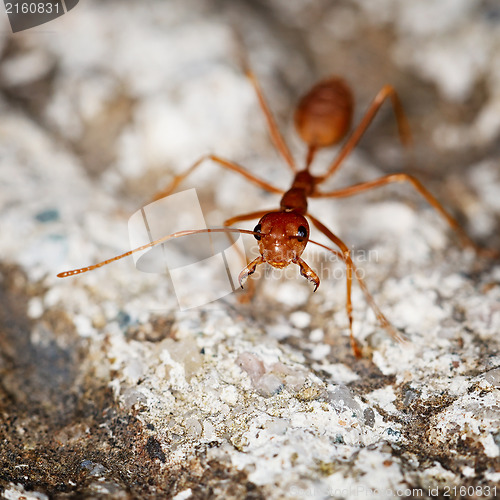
[318,85,413,183]
[313,173,498,258]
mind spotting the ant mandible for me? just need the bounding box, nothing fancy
[58,63,495,357]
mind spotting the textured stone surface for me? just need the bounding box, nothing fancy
[1,1,499,499]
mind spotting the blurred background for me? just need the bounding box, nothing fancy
[1,0,499,270]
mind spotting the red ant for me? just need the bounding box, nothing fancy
[58,65,495,357]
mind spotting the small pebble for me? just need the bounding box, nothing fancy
[264,418,289,435]
[220,385,239,405]
[363,408,375,427]
[35,208,59,223]
[255,373,283,397]
[173,489,193,500]
[484,368,500,387]
[27,297,44,319]
[203,420,216,440]
[403,389,419,406]
[184,418,202,437]
[309,328,324,342]
[310,343,331,360]
[290,311,311,329]
[327,385,362,415]
[122,388,147,409]
[236,352,265,383]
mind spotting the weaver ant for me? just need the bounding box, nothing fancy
[58,63,495,357]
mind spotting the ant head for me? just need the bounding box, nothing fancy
[253,212,309,268]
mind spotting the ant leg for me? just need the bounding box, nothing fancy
[244,69,297,172]
[223,210,275,228]
[150,154,283,202]
[313,173,496,257]
[306,213,360,357]
[223,209,273,302]
[349,259,404,343]
[318,85,413,182]
[307,234,404,344]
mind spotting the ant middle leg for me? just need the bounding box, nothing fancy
[223,210,276,228]
[150,154,284,202]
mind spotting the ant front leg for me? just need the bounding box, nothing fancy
[306,213,361,358]
[296,257,320,292]
[314,173,498,258]
[307,233,405,347]
[150,154,284,202]
[224,210,275,302]
[239,256,264,289]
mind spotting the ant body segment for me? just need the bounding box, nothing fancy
[58,65,495,357]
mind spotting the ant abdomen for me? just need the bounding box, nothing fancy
[294,77,354,149]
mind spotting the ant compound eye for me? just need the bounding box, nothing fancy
[297,226,308,242]
[253,224,262,241]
